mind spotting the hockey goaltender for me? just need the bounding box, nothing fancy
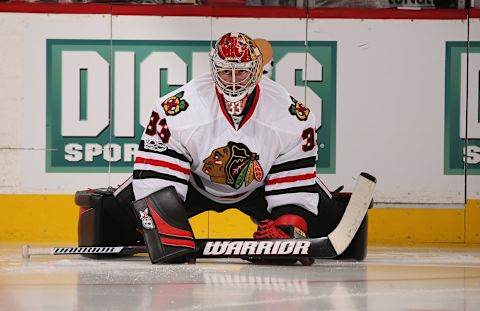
[75,32,374,265]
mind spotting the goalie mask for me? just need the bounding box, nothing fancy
[210,32,263,103]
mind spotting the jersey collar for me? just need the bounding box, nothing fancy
[216,85,260,131]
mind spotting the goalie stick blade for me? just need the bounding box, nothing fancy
[327,172,376,256]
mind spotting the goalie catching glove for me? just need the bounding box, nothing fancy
[131,186,196,264]
[246,214,314,265]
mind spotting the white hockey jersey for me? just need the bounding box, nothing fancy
[132,72,319,215]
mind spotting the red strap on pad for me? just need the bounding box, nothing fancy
[274,214,308,233]
[146,197,195,249]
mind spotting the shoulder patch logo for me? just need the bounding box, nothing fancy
[289,96,310,121]
[144,137,167,153]
[162,91,189,116]
[202,142,264,189]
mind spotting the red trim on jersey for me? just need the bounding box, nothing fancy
[265,172,316,185]
[238,85,260,130]
[274,214,308,233]
[135,157,190,175]
[146,198,194,241]
[216,88,234,128]
[160,237,195,249]
[216,85,260,130]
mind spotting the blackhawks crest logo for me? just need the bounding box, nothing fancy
[202,142,264,189]
[162,91,189,116]
[289,96,310,121]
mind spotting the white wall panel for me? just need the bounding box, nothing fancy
[0,11,475,203]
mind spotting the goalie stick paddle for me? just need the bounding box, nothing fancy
[23,172,376,260]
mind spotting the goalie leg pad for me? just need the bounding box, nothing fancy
[131,186,195,264]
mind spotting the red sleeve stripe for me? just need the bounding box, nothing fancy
[265,172,317,185]
[146,198,194,240]
[160,237,195,249]
[135,157,190,175]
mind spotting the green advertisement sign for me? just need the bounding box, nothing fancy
[46,39,337,173]
[445,42,480,175]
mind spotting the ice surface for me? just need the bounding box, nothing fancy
[1,245,479,311]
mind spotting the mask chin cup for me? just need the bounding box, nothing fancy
[222,91,248,104]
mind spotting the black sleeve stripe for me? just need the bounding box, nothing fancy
[268,156,317,174]
[191,172,207,191]
[138,140,190,163]
[133,170,189,185]
[265,185,318,196]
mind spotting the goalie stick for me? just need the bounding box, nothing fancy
[23,172,376,260]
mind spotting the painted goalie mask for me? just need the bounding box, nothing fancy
[210,32,263,103]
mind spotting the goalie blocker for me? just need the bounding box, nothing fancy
[75,184,143,259]
[75,176,372,262]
